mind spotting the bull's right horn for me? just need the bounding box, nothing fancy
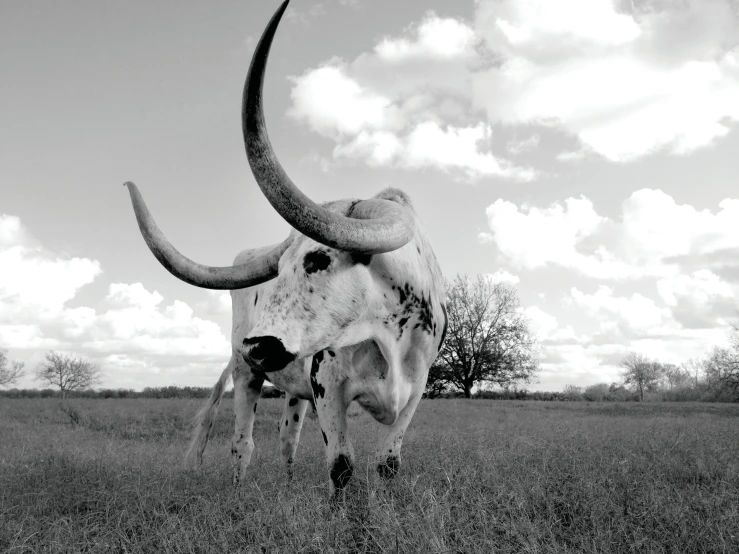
[242,0,416,255]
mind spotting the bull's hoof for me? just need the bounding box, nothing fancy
[377,455,400,480]
[330,454,354,491]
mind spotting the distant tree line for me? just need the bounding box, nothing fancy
[0,384,285,400]
[560,321,739,403]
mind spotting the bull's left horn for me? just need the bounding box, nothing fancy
[123,182,288,290]
[242,0,415,255]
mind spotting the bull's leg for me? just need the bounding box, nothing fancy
[279,394,310,479]
[231,365,263,485]
[310,350,353,498]
[375,389,424,480]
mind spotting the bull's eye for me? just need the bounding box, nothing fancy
[303,249,332,274]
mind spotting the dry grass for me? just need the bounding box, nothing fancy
[1,398,738,553]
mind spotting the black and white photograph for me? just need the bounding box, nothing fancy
[1,0,738,551]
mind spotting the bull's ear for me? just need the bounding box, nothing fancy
[350,252,373,266]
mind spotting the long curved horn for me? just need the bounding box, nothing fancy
[243,0,415,255]
[124,182,288,290]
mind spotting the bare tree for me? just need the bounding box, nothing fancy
[702,344,739,402]
[621,352,663,401]
[34,351,101,398]
[662,363,690,390]
[0,349,25,388]
[428,275,539,398]
[681,358,704,388]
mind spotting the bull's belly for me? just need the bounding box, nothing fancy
[262,359,313,399]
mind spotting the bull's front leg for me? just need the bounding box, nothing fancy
[310,350,354,499]
[279,394,310,479]
[375,388,424,480]
[231,364,263,485]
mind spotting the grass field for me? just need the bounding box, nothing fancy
[1,398,738,553]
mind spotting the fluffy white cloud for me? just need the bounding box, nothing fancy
[479,195,635,278]
[288,13,535,181]
[619,190,739,264]
[375,12,478,61]
[0,215,230,388]
[289,66,404,138]
[333,121,536,180]
[570,286,672,333]
[474,0,739,161]
[290,0,739,171]
[657,270,734,307]
[482,189,739,280]
[488,0,640,48]
[486,269,520,285]
[0,215,101,319]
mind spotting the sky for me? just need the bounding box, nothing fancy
[1,0,739,392]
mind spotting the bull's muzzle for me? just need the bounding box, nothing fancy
[241,336,297,372]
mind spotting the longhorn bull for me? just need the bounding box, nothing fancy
[124,0,447,496]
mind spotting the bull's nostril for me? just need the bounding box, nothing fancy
[241,336,296,372]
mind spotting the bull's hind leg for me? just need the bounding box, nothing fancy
[279,394,310,479]
[375,389,424,480]
[310,350,354,498]
[231,364,263,485]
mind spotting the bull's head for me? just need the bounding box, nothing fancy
[124,0,416,371]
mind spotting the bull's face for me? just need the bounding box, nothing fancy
[241,237,373,372]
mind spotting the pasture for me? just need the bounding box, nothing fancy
[1,398,737,553]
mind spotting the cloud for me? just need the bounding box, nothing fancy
[0,214,101,319]
[481,189,739,280]
[656,270,736,329]
[0,215,230,388]
[198,290,232,315]
[506,133,540,155]
[374,13,478,61]
[525,305,578,345]
[479,195,629,278]
[332,121,537,180]
[486,269,520,285]
[570,285,672,333]
[289,65,404,138]
[473,0,739,161]
[288,13,535,181]
[290,0,739,172]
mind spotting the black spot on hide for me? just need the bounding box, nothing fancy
[288,397,299,407]
[242,336,296,372]
[391,282,435,338]
[322,431,328,445]
[310,352,326,399]
[439,304,448,351]
[293,414,299,423]
[303,250,331,274]
[254,292,258,306]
